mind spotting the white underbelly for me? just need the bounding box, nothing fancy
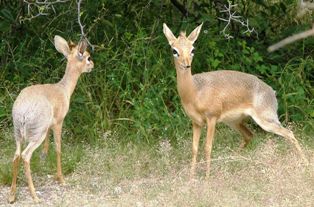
[218,108,250,123]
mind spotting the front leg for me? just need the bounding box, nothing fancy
[190,122,201,180]
[52,122,65,184]
[204,117,217,179]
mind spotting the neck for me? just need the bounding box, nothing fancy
[175,62,196,103]
[58,62,81,98]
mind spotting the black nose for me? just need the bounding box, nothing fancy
[186,65,191,68]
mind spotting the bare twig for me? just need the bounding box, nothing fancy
[30,0,69,5]
[268,25,314,52]
[77,0,85,39]
[23,0,69,21]
[23,0,94,51]
[218,1,257,39]
[170,0,195,18]
[268,1,314,52]
[77,0,94,51]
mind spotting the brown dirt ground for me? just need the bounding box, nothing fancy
[1,140,314,207]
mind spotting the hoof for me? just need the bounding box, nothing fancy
[33,196,41,203]
[8,194,16,204]
[238,141,249,150]
[55,175,65,185]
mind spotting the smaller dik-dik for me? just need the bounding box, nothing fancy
[163,23,308,178]
[8,36,94,203]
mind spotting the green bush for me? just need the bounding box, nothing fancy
[0,0,313,146]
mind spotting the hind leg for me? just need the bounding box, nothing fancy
[22,131,48,202]
[8,140,22,204]
[238,123,253,148]
[229,121,254,149]
[251,113,308,164]
[40,130,50,160]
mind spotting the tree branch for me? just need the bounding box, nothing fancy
[268,25,314,52]
[77,0,94,51]
[22,0,69,21]
[268,1,314,52]
[170,0,194,18]
[218,1,257,39]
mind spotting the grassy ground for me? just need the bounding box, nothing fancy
[0,126,313,207]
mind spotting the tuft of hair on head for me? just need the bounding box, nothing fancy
[179,31,187,38]
[68,41,76,51]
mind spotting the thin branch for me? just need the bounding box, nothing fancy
[33,0,69,5]
[268,25,314,52]
[77,0,85,38]
[23,0,69,21]
[22,0,94,50]
[170,0,195,18]
[267,1,314,52]
[77,0,94,51]
[218,1,257,39]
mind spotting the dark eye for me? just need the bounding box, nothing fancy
[191,49,195,55]
[172,49,179,56]
[87,57,91,61]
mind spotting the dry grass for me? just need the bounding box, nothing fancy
[0,135,313,207]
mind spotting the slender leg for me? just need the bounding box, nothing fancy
[190,122,201,180]
[235,122,253,149]
[204,117,216,179]
[8,141,22,204]
[238,123,253,148]
[40,130,50,160]
[252,114,308,165]
[53,122,65,184]
[22,138,46,203]
[271,126,307,164]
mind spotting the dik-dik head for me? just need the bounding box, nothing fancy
[163,23,203,70]
[54,35,94,73]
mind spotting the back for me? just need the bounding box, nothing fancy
[193,70,277,119]
[193,70,264,91]
[193,70,276,109]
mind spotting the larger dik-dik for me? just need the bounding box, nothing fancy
[8,36,94,203]
[163,23,308,178]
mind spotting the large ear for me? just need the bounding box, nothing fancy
[54,35,70,58]
[163,23,177,45]
[187,23,203,43]
[77,38,87,57]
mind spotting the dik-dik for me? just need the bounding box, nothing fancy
[163,23,308,178]
[8,36,94,203]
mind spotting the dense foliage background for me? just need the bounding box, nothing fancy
[0,0,313,145]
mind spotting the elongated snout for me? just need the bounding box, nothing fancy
[180,56,192,69]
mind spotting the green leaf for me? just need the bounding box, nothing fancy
[0,107,7,118]
[0,8,14,22]
[211,59,220,69]
[253,52,263,62]
[0,21,11,32]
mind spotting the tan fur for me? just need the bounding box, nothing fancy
[163,23,308,179]
[8,36,94,203]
